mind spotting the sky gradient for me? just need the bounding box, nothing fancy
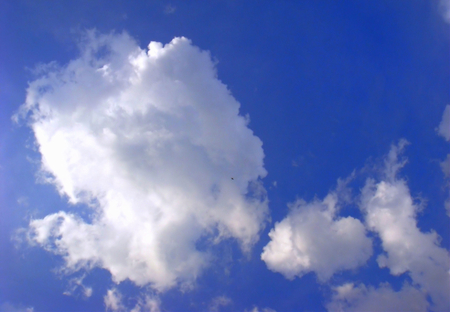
[1,1,449,312]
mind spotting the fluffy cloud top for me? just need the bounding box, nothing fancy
[20,31,268,290]
[261,192,372,281]
[0,302,34,312]
[360,141,450,311]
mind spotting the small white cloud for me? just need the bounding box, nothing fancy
[209,296,232,312]
[360,141,450,311]
[21,31,268,291]
[104,288,125,312]
[326,282,428,312]
[437,105,450,141]
[261,192,372,282]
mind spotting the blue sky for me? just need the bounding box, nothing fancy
[1,1,449,312]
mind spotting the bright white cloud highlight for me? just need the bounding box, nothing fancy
[261,192,372,281]
[326,282,428,312]
[20,31,268,291]
[360,141,450,311]
[62,274,93,298]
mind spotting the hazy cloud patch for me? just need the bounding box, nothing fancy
[104,288,125,312]
[326,282,428,312]
[63,274,93,298]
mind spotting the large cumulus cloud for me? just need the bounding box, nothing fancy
[19,31,268,290]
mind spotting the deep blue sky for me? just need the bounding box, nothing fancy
[1,1,449,312]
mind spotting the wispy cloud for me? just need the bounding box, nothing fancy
[209,296,232,312]
[104,288,125,312]
[437,105,450,141]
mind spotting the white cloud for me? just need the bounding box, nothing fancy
[130,295,161,312]
[62,274,93,298]
[20,31,268,291]
[360,141,450,311]
[209,296,232,312]
[437,104,450,141]
[326,282,428,312]
[261,192,372,282]
[104,288,125,312]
